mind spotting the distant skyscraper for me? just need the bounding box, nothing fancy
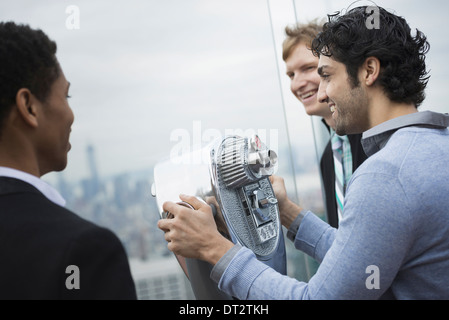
[85,144,100,198]
[87,144,98,181]
[57,173,71,202]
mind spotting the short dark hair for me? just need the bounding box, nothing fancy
[0,21,60,131]
[311,6,430,107]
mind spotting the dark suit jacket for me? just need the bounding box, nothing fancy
[0,177,137,300]
[320,133,367,228]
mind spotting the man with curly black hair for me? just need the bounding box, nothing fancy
[282,21,367,229]
[159,6,449,299]
[0,21,137,299]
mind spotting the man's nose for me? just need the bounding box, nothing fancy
[317,82,328,104]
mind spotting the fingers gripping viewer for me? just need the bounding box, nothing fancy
[158,195,234,266]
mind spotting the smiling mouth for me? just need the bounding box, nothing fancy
[329,103,336,113]
[300,90,317,101]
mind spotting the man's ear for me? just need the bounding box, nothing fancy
[15,88,39,128]
[362,56,381,87]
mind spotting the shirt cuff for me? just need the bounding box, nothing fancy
[286,210,306,242]
[210,243,242,284]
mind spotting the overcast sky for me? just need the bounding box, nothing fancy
[0,0,447,185]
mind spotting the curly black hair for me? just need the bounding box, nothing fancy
[311,6,430,107]
[0,21,60,132]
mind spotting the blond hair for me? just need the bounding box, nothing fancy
[282,19,324,61]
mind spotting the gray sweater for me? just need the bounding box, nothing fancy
[211,111,449,299]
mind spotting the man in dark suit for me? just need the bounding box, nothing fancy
[282,21,367,227]
[0,22,137,299]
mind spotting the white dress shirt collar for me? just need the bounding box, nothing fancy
[0,166,66,207]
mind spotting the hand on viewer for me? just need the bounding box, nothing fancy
[157,194,234,265]
[269,175,303,229]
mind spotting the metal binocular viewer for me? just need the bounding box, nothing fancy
[152,134,286,299]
